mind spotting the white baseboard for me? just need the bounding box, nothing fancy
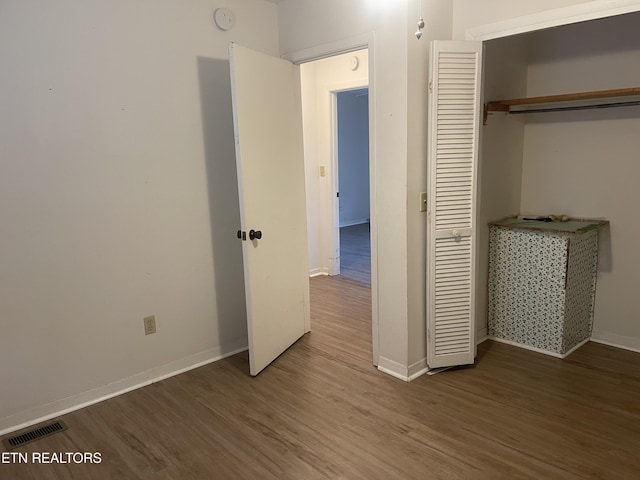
[377,356,430,382]
[339,219,369,228]
[407,358,429,381]
[377,356,409,382]
[476,327,488,344]
[309,267,329,277]
[590,331,640,354]
[0,340,248,437]
[563,338,591,357]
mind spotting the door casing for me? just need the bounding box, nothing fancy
[329,82,369,276]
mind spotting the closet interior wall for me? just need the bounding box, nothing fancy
[476,35,527,338]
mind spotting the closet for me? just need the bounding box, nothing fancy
[477,11,640,350]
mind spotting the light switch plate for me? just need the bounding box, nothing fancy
[420,192,428,212]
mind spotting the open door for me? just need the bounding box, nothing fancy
[229,43,310,376]
[426,41,482,369]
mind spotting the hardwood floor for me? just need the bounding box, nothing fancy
[2,275,640,479]
[339,223,370,284]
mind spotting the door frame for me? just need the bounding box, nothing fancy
[284,34,379,365]
[328,82,370,276]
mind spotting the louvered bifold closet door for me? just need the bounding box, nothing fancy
[427,41,482,369]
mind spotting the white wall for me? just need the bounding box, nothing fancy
[0,0,279,433]
[338,89,370,227]
[301,52,368,277]
[520,12,640,350]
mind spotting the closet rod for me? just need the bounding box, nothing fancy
[509,99,640,115]
[488,87,640,108]
[483,86,640,124]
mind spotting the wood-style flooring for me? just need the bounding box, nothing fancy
[2,274,640,479]
[339,223,370,284]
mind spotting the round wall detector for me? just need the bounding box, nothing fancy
[213,8,235,31]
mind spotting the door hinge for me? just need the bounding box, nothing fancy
[428,79,433,93]
[337,192,339,198]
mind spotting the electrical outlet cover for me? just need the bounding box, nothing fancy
[144,315,156,335]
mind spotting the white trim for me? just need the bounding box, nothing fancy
[282,34,371,64]
[591,331,640,354]
[367,39,379,368]
[327,80,369,277]
[309,267,329,277]
[466,0,640,41]
[476,327,488,344]
[0,341,248,437]
[563,338,591,358]
[487,336,589,359]
[377,358,429,382]
[329,257,340,276]
[377,356,409,382]
[339,218,370,228]
[407,358,429,381]
[330,88,341,276]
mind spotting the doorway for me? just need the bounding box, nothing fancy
[336,87,370,284]
[299,50,374,361]
[300,50,369,279]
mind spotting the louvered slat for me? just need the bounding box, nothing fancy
[435,49,476,230]
[427,41,482,369]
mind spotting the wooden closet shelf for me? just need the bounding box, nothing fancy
[483,86,640,124]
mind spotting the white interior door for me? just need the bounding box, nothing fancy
[427,40,482,369]
[229,43,310,376]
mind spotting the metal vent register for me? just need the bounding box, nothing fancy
[2,420,68,450]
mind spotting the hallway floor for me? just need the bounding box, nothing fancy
[339,223,370,284]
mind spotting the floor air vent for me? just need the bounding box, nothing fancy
[2,420,68,450]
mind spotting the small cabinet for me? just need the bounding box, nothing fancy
[488,218,607,357]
